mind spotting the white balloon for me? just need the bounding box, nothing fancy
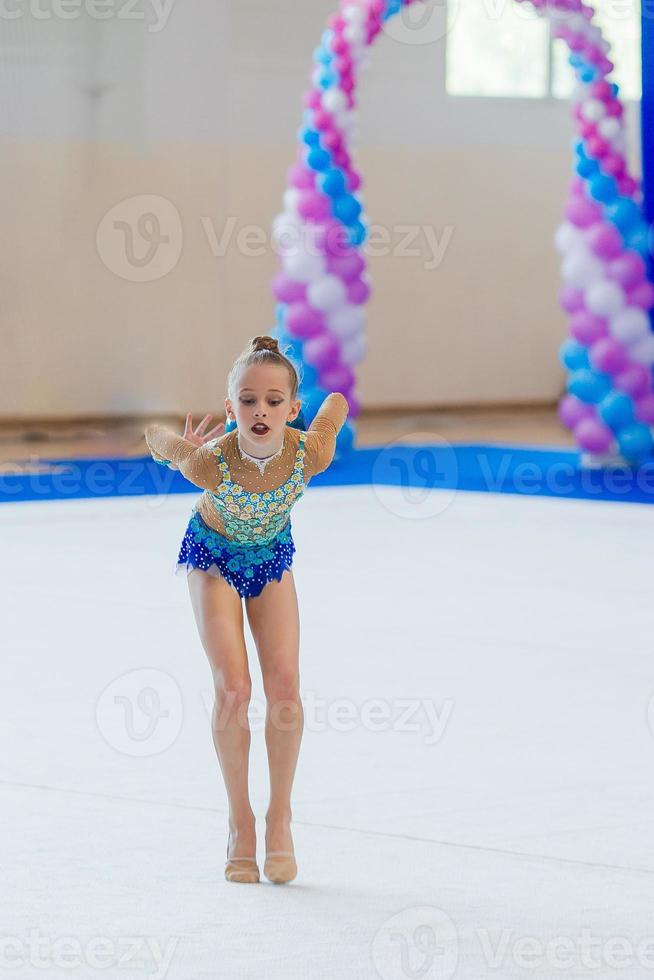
[598,117,621,142]
[609,308,652,344]
[554,221,584,255]
[282,249,326,283]
[272,212,302,249]
[629,334,654,366]
[307,275,348,311]
[327,305,365,338]
[582,99,606,122]
[343,4,366,25]
[283,188,300,213]
[322,88,347,114]
[341,333,367,366]
[585,280,626,317]
[561,250,604,288]
[343,23,366,45]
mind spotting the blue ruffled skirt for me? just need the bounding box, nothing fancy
[176,508,296,598]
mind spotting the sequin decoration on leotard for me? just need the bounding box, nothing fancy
[206,430,307,546]
[175,430,307,598]
[176,508,296,597]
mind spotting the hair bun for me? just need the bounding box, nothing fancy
[250,334,280,354]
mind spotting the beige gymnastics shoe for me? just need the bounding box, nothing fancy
[225,836,260,884]
[263,850,297,884]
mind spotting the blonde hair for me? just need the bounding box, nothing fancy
[227,335,300,402]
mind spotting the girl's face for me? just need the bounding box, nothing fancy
[225,363,301,453]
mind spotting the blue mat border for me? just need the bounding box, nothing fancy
[3,442,654,506]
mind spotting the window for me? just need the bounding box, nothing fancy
[445,0,642,100]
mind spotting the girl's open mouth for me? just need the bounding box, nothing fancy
[251,423,270,435]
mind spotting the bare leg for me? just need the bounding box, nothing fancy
[245,569,302,864]
[187,568,256,862]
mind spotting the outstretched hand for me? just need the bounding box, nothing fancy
[183,413,226,447]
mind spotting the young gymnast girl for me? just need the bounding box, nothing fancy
[144,335,349,885]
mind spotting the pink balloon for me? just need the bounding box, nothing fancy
[559,286,586,314]
[347,278,371,305]
[589,337,628,374]
[586,222,623,259]
[328,13,346,31]
[579,120,598,140]
[331,35,348,55]
[340,77,355,94]
[587,136,610,160]
[569,311,608,344]
[318,364,355,393]
[327,250,366,281]
[314,220,350,257]
[346,170,362,192]
[569,177,585,196]
[602,154,626,178]
[614,363,651,397]
[304,90,321,110]
[606,99,623,119]
[565,196,603,229]
[345,391,361,417]
[574,417,614,453]
[590,79,612,101]
[635,393,654,424]
[322,130,342,152]
[287,163,315,190]
[313,109,333,131]
[304,334,340,370]
[609,252,646,288]
[627,281,654,310]
[271,273,307,304]
[618,176,639,197]
[559,394,595,429]
[286,303,326,339]
[297,191,331,222]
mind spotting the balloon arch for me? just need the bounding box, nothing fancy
[269,0,654,467]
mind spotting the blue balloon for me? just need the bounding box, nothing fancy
[336,419,355,456]
[598,391,635,429]
[580,68,597,83]
[318,70,338,90]
[618,423,654,460]
[605,198,642,234]
[347,220,367,246]
[567,369,611,404]
[274,303,286,326]
[611,83,619,97]
[320,168,347,198]
[589,174,618,203]
[383,0,401,19]
[301,386,329,423]
[313,45,332,66]
[333,194,362,225]
[625,224,653,260]
[298,361,318,390]
[306,146,331,171]
[559,339,590,371]
[576,157,599,179]
[569,54,582,68]
[301,127,321,147]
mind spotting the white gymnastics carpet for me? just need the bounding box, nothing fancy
[2,484,654,979]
